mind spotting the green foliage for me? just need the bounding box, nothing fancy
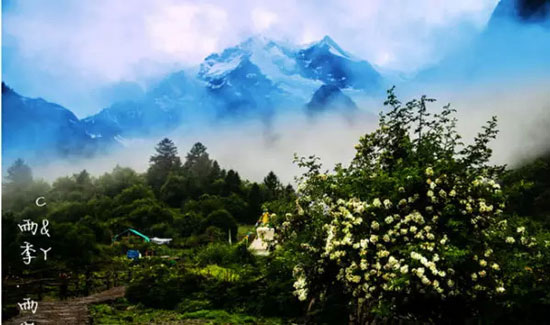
[222,194,249,224]
[247,252,306,318]
[202,209,238,242]
[2,159,50,212]
[204,226,226,243]
[263,171,282,201]
[126,260,202,309]
[52,222,100,270]
[223,170,242,195]
[147,138,182,194]
[175,298,211,313]
[124,253,299,321]
[196,242,255,267]
[91,299,284,325]
[183,194,251,224]
[96,165,144,197]
[180,309,281,324]
[48,201,88,223]
[159,172,186,207]
[6,158,33,186]
[173,212,203,237]
[247,183,264,223]
[277,88,549,323]
[50,170,96,202]
[115,184,155,206]
[502,152,550,223]
[184,143,211,174]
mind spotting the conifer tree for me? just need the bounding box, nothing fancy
[147,138,182,194]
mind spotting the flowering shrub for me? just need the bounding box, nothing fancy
[276,88,544,322]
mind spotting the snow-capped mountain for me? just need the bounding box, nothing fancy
[199,36,322,105]
[198,38,287,118]
[198,35,381,108]
[83,35,383,139]
[4,35,384,161]
[296,36,382,91]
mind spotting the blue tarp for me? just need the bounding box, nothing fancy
[127,250,140,260]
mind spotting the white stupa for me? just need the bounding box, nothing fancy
[248,212,275,256]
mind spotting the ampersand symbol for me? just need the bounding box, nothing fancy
[40,219,50,237]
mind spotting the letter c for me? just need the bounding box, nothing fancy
[35,197,47,207]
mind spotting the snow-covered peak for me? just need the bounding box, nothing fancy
[198,35,381,96]
[200,35,368,82]
[200,52,245,80]
[199,36,286,81]
[306,35,359,61]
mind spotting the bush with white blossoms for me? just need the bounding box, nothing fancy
[275,89,542,323]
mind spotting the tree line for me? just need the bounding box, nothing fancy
[2,139,295,275]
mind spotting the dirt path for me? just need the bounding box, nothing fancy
[6,286,126,325]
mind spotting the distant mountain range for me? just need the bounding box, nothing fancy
[3,0,548,164]
[3,35,383,163]
[2,83,112,162]
[82,35,382,139]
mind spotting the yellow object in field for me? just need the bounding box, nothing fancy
[261,212,270,224]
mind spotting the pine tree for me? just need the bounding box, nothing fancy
[247,182,263,223]
[207,160,222,193]
[263,171,281,200]
[5,158,33,188]
[3,159,49,212]
[224,170,242,195]
[183,142,213,188]
[184,142,208,170]
[147,138,182,194]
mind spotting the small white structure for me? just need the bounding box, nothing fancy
[249,226,275,256]
[150,237,173,245]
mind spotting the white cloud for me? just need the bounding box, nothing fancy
[2,0,499,116]
[146,3,229,62]
[251,8,278,32]
[32,80,550,184]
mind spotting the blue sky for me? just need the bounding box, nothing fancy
[3,0,499,117]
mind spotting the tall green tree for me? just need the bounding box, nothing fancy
[147,138,182,194]
[183,142,213,186]
[2,159,49,211]
[5,158,33,187]
[223,169,242,195]
[206,160,223,194]
[263,171,282,200]
[247,183,263,223]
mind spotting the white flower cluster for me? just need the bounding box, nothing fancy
[318,196,470,300]
[292,266,309,301]
[284,165,511,307]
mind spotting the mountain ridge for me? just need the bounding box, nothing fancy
[84,35,383,137]
[2,83,114,164]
